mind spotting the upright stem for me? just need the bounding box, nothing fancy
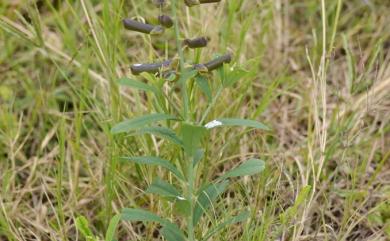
[171,0,190,121]
[187,156,195,241]
[200,85,223,124]
[171,2,195,240]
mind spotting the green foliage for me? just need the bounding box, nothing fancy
[105,1,268,240]
[75,216,97,241]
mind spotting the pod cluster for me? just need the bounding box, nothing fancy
[124,0,230,76]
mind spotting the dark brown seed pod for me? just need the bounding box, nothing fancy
[185,0,221,7]
[130,60,172,75]
[123,19,164,35]
[204,53,232,71]
[200,0,221,3]
[184,0,200,7]
[193,64,208,73]
[183,37,209,49]
[153,0,166,7]
[158,15,174,28]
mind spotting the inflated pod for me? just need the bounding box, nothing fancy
[185,0,221,7]
[203,54,232,71]
[158,15,174,28]
[130,60,172,75]
[123,19,164,35]
[153,0,166,7]
[183,37,209,49]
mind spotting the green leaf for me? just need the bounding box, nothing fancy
[220,159,265,179]
[193,148,205,166]
[120,156,184,180]
[134,126,184,147]
[120,208,186,241]
[75,216,96,241]
[160,224,186,241]
[105,214,121,241]
[223,67,248,87]
[202,211,250,240]
[118,77,158,94]
[205,118,270,131]
[195,75,212,102]
[121,208,166,224]
[193,180,230,225]
[111,113,178,134]
[174,199,191,217]
[146,178,181,198]
[181,123,207,157]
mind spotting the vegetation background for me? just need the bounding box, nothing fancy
[0,0,389,240]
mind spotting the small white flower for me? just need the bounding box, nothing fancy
[205,120,223,129]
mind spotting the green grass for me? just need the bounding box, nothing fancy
[1,0,390,240]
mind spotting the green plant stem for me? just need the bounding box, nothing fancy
[171,0,190,121]
[187,156,195,241]
[200,85,223,124]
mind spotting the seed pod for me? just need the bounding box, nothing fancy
[130,60,172,75]
[204,53,232,71]
[183,37,209,49]
[158,15,174,28]
[193,64,208,73]
[184,0,200,7]
[200,0,221,3]
[123,19,164,35]
[153,0,166,7]
[185,0,221,7]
